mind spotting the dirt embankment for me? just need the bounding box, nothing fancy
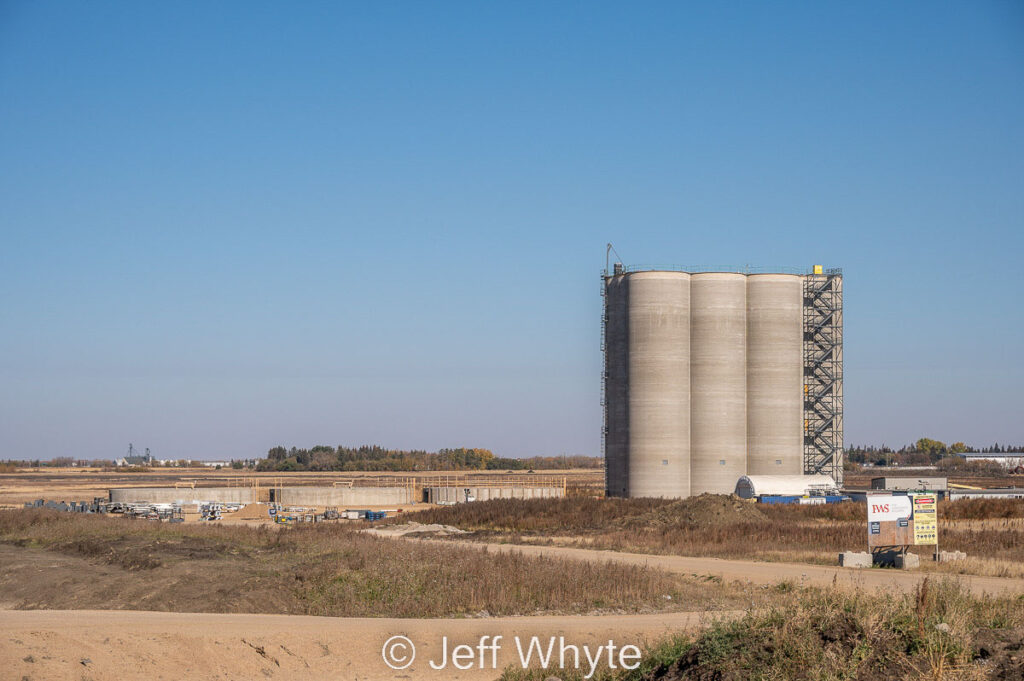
[615,494,768,529]
[1,608,722,681]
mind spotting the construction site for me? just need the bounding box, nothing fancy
[1,263,1022,681]
[6,472,569,525]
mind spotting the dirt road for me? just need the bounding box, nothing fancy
[1,608,724,681]
[425,539,1024,596]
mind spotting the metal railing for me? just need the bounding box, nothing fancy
[604,264,819,277]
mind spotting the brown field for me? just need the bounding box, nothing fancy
[499,578,1024,681]
[4,475,1024,680]
[0,509,755,617]
[397,495,1024,578]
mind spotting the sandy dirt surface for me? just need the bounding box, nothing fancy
[0,544,299,614]
[0,608,725,681]
[427,539,1024,596]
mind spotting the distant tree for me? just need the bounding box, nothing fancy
[913,438,948,463]
[488,457,527,470]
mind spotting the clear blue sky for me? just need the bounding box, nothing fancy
[1,2,1022,461]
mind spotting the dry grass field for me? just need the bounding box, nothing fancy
[500,578,1024,681]
[0,509,758,618]
[3,480,1024,680]
[399,495,1024,577]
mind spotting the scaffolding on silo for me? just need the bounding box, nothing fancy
[803,269,844,485]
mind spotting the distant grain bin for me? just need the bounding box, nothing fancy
[602,263,843,498]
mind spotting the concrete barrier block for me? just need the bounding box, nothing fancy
[938,550,967,562]
[896,553,920,569]
[839,552,872,568]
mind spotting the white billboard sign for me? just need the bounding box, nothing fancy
[867,494,912,522]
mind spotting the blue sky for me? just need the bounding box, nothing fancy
[1,2,1022,460]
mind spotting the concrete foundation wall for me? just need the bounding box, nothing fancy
[275,487,413,506]
[109,487,258,504]
[424,487,565,504]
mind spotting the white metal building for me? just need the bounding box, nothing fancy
[959,453,1024,470]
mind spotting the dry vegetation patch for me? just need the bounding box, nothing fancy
[501,579,1024,681]
[401,496,1024,575]
[0,509,752,617]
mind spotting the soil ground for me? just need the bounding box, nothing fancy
[0,608,726,681]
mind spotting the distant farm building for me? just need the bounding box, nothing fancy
[958,452,1024,471]
[871,477,948,492]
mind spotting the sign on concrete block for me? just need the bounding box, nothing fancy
[866,492,939,550]
[867,493,915,547]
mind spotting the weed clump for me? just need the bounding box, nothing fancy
[501,578,1024,680]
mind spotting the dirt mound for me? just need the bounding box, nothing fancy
[229,503,272,520]
[619,494,767,529]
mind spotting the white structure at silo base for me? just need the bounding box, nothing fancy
[734,475,839,499]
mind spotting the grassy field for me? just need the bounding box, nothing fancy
[397,495,1024,577]
[0,509,758,618]
[499,578,1024,680]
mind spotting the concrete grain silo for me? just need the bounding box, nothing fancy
[746,274,804,476]
[689,273,747,494]
[625,271,690,498]
[602,264,843,498]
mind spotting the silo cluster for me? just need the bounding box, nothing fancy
[603,270,805,498]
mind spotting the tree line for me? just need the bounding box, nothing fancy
[255,445,602,472]
[845,438,1023,470]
